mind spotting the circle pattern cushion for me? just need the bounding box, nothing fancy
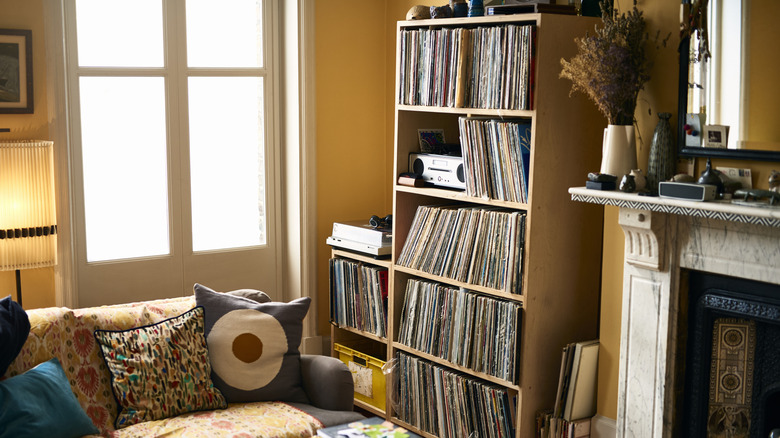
[194,283,311,404]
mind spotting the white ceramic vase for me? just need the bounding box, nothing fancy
[600,125,637,177]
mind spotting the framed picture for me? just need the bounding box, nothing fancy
[0,29,33,114]
[417,129,445,153]
[703,124,729,149]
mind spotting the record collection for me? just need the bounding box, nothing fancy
[458,117,532,203]
[396,352,517,438]
[398,23,535,110]
[329,257,388,338]
[396,205,526,294]
[397,278,521,383]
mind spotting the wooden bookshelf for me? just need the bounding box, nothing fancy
[388,13,604,438]
[328,248,390,416]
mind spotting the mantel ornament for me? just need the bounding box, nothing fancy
[560,0,669,179]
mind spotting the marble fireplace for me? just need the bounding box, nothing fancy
[569,188,780,438]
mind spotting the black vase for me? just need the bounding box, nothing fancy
[647,112,676,193]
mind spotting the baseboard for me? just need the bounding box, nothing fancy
[591,415,616,438]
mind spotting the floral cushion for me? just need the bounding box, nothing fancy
[110,401,322,438]
[95,306,227,429]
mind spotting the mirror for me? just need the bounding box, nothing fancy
[678,0,780,162]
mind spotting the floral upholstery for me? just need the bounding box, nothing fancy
[4,296,324,438]
[110,402,321,438]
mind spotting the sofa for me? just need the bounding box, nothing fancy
[2,289,365,438]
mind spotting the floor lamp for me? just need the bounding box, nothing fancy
[0,141,58,308]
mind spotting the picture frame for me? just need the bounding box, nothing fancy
[703,124,729,149]
[0,29,33,114]
[417,129,445,153]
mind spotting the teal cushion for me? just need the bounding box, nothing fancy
[0,357,99,438]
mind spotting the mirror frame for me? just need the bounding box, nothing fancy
[677,36,780,162]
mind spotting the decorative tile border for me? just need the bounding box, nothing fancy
[569,190,780,228]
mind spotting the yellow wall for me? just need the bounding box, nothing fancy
[313,1,437,336]
[314,2,389,335]
[0,0,55,309]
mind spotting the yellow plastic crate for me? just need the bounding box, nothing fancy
[334,343,386,411]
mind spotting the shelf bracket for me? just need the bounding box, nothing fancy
[618,208,666,271]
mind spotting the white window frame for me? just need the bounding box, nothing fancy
[43,0,318,345]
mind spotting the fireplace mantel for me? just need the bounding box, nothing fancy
[569,187,780,228]
[569,187,780,437]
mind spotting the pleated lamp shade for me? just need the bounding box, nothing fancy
[0,141,58,271]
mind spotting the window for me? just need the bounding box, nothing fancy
[59,0,280,305]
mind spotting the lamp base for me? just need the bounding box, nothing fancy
[15,269,22,308]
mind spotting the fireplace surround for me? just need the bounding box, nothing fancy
[569,188,780,438]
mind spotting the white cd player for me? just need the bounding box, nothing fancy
[409,153,466,190]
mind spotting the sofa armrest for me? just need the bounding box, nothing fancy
[300,354,354,411]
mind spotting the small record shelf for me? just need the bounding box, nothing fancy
[329,249,390,344]
[328,249,390,416]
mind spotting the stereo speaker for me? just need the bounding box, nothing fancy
[658,182,717,201]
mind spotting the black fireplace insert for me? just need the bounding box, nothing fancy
[683,271,780,437]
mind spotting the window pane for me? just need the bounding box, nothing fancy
[80,77,169,262]
[75,0,163,67]
[189,77,265,252]
[186,0,263,68]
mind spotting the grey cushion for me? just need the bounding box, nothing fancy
[194,283,310,404]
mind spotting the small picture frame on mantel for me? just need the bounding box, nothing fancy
[703,124,729,149]
[0,29,34,114]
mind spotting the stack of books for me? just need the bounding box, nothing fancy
[537,340,599,438]
[327,220,392,257]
